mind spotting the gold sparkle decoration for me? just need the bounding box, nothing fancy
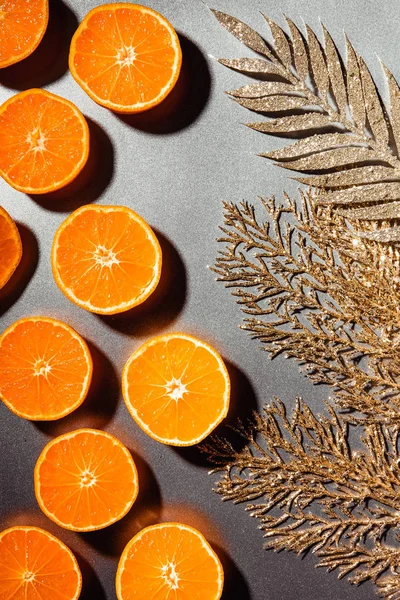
[212,10,400,242]
[204,400,400,598]
[210,9,400,595]
[214,192,400,423]
[208,191,400,596]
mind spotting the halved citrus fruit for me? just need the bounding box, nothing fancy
[0,89,89,194]
[34,428,139,531]
[69,3,182,113]
[0,1,49,69]
[122,333,230,446]
[0,525,81,600]
[116,522,224,600]
[0,316,92,420]
[52,204,162,315]
[0,206,22,290]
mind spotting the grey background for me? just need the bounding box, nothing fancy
[0,0,394,598]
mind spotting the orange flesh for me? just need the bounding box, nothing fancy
[0,317,92,420]
[0,206,22,289]
[52,205,161,314]
[0,526,81,600]
[117,523,224,600]
[69,4,182,112]
[0,89,89,194]
[0,0,49,68]
[123,334,230,446]
[35,429,139,531]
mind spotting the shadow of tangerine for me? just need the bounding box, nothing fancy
[116,33,211,134]
[33,338,120,437]
[30,117,115,213]
[0,223,38,318]
[215,544,252,600]
[0,0,78,90]
[75,552,107,600]
[98,230,187,337]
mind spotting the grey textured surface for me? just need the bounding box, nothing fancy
[0,0,394,598]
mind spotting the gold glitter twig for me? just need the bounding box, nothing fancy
[214,191,400,423]
[204,400,400,597]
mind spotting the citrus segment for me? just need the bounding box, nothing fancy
[0,317,92,420]
[0,1,49,69]
[52,204,162,315]
[69,3,182,113]
[116,522,224,600]
[0,526,81,600]
[0,89,89,194]
[34,428,139,531]
[0,206,22,289]
[122,333,230,446]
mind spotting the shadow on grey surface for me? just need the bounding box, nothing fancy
[80,449,162,556]
[173,360,258,467]
[75,552,107,600]
[0,224,38,318]
[98,230,187,336]
[116,34,211,134]
[214,544,252,600]
[34,339,119,436]
[0,0,78,90]
[30,118,114,212]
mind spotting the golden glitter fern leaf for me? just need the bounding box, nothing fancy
[212,10,400,242]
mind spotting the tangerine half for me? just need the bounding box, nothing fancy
[122,333,230,446]
[0,206,22,290]
[0,316,92,420]
[0,526,81,600]
[116,522,224,600]
[69,3,182,113]
[52,204,162,315]
[0,89,89,194]
[0,1,49,69]
[34,428,139,531]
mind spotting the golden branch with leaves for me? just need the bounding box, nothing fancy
[213,10,400,242]
[208,9,400,597]
[214,192,400,423]
[204,400,400,599]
